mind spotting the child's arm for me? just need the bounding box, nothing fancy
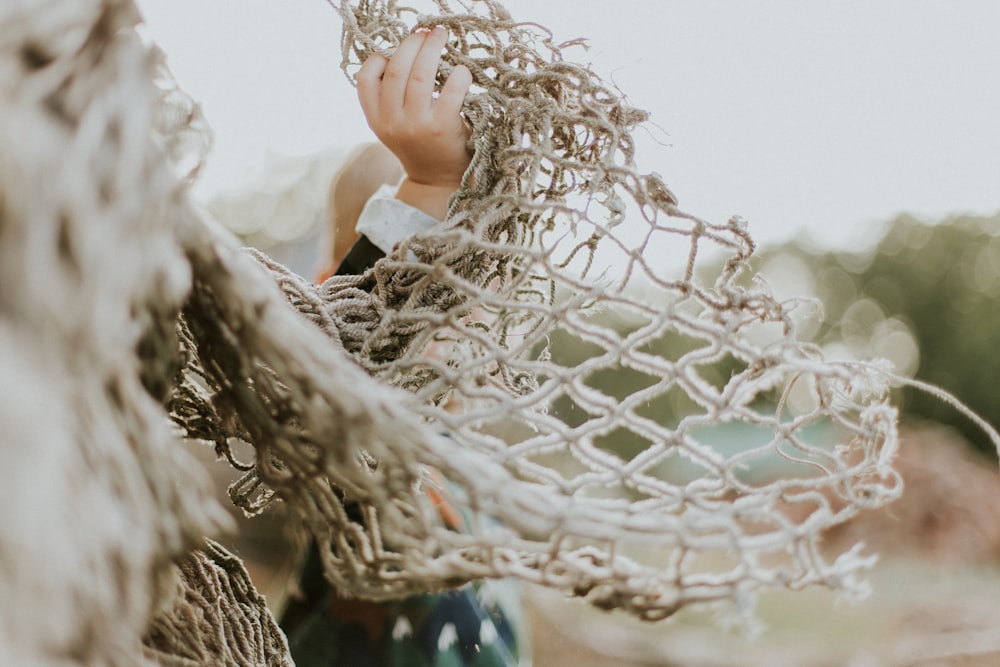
[356,27,473,221]
[324,143,403,274]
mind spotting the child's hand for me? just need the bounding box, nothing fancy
[357,27,473,220]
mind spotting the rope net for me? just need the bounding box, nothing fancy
[176,0,904,620]
[0,0,920,663]
[142,541,292,667]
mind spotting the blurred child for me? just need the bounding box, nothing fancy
[279,27,530,667]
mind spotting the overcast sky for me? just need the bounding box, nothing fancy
[136,0,1000,250]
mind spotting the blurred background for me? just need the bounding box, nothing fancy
[136,1,1000,665]
[137,0,1000,251]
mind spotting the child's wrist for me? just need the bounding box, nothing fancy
[395,177,460,221]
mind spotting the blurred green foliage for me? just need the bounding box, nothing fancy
[758,213,1000,458]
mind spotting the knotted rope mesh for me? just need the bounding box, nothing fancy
[2,0,940,663]
[175,0,905,620]
[142,541,292,666]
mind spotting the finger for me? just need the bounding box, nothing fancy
[405,26,449,111]
[434,64,472,123]
[356,53,388,125]
[381,30,429,112]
